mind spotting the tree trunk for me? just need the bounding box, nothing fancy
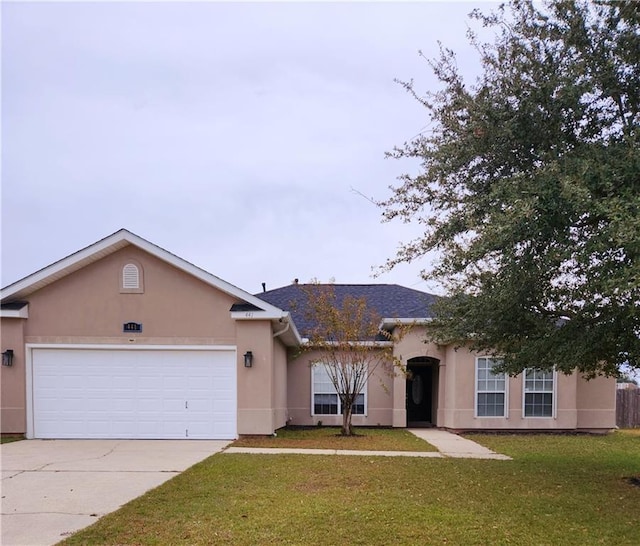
[342,404,353,436]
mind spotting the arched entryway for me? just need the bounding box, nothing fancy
[406,356,439,427]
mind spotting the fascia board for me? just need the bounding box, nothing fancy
[301,340,394,348]
[284,317,302,345]
[117,231,288,316]
[230,311,286,320]
[1,229,286,317]
[1,230,131,300]
[379,317,433,330]
[0,304,29,318]
[230,311,303,347]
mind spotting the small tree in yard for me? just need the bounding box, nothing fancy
[298,282,403,436]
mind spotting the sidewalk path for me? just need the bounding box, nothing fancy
[408,429,511,460]
[224,447,442,457]
[224,430,511,460]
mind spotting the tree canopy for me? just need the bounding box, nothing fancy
[381,0,640,376]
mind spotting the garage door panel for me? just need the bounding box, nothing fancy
[32,348,237,440]
[86,398,111,412]
[37,419,84,438]
[188,399,214,412]
[139,375,163,389]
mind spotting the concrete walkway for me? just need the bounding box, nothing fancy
[224,447,443,457]
[224,429,511,460]
[408,429,511,460]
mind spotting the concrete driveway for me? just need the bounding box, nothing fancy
[1,439,229,546]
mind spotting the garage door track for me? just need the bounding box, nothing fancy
[1,439,229,546]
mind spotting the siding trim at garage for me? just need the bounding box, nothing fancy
[26,344,237,439]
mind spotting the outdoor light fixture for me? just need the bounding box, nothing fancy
[244,351,253,368]
[2,349,14,367]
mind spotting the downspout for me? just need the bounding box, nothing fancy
[272,316,292,429]
[273,316,290,338]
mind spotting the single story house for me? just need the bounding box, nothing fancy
[0,229,616,439]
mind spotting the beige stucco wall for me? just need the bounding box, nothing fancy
[284,327,615,432]
[435,345,613,431]
[392,328,446,427]
[286,348,396,427]
[236,320,277,435]
[389,328,615,431]
[439,354,581,430]
[23,246,238,343]
[2,244,617,436]
[576,375,617,430]
[2,245,285,436]
[1,318,27,432]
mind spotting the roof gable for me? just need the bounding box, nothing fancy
[0,229,287,319]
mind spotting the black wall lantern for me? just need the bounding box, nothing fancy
[2,349,14,367]
[243,351,253,368]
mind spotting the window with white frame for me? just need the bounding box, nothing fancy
[312,364,365,416]
[523,369,554,417]
[476,357,507,417]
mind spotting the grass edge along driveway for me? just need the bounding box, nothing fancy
[60,430,640,546]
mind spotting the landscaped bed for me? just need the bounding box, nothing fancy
[60,430,640,545]
[231,426,438,451]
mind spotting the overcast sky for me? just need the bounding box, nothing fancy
[2,1,494,296]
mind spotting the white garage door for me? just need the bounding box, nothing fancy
[31,347,237,439]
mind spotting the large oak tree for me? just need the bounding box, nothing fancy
[381,0,640,376]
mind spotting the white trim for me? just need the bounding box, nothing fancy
[230,312,302,347]
[26,347,34,439]
[1,229,287,318]
[25,343,236,351]
[310,363,336,416]
[0,305,29,318]
[474,356,508,418]
[1,229,302,345]
[522,368,557,419]
[230,310,291,321]
[25,343,237,439]
[379,317,433,330]
[302,340,393,347]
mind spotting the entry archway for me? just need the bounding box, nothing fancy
[406,356,439,427]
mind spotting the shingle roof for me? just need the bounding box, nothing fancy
[254,283,438,337]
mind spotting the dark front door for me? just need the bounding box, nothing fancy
[406,363,434,425]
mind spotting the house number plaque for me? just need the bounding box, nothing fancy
[123,322,143,333]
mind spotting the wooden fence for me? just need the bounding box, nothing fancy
[616,388,640,428]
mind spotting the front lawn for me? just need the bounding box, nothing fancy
[61,431,640,545]
[232,426,438,451]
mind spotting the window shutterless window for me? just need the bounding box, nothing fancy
[523,369,555,417]
[475,357,507,417]
[311,364,365,416]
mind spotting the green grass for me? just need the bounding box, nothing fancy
[232,426,438,451]
[60,431,640,546]
[0,434,24,444]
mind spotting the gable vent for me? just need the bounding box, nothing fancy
[122,264,139,289]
